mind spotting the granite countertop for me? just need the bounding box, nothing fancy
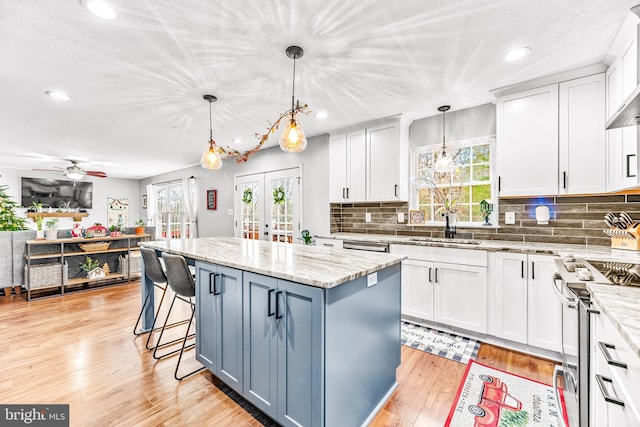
[318,232,640,263]
[587,283,640,359]
[141,237,405,289]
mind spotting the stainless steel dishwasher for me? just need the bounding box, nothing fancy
[342,240,389,253]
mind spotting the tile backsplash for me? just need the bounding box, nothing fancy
[330,194,640,246]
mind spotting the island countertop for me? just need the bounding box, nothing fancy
[140,237,406,289]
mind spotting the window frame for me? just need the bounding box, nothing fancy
[410,135,497,226]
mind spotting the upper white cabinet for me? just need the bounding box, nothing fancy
[496,74,606,196]
[496,84,559,196]
[559,74,606,194]
[330,116,410,203]
[606,21,639,192]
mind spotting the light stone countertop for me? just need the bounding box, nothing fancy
[587,283,640,359]
[140,236,405,289]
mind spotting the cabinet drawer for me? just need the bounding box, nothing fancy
[390,244,487,267]
[315,238,343,249]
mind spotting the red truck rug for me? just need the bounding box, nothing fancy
[445,360,568,427]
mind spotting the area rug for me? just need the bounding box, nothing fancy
[445,360,568,427]
[400,321,480,364]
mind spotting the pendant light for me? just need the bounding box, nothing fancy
[434,105,453,173]
[279,46,307,153]
[200,95,222,170]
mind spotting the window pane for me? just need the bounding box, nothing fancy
[453,166,470,183]
[472,184,492,203]
[473,164,490,181]
[471,204,483,222]
[472,144,490,163]
[453,147,471,165]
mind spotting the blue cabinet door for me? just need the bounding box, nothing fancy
[195,262,217,371]
[214,265,243,392]
[276,280,324,427]
[243,272,278,419]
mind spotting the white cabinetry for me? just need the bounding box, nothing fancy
[493,253,561,352]
[391,244,488,334]
[329,116,410,203]
[606,21,639,192]
[496,74,606,196]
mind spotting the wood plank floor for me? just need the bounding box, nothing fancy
[0,282,556,426]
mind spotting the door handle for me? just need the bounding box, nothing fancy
[267,289,275,317]
[498,176,501,192]
[428,267,432,283]
[521,261,524,278]
[596,375,625,406]
[208,272,215,294]
[275,291,284,319]
[212,273,222,295]
[394,184,398,197]
[346,187,349,199]
[598,342,628,369]
[342,188,346,199]
[434,268,438,283]
[531,262,535,280]
[563,171,567,189]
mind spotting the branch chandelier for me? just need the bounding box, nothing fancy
[200,46,310,170]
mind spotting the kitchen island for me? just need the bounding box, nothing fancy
[140,237,406,427]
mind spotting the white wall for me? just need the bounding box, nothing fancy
[0,168,141,229]
[138,133,331,238]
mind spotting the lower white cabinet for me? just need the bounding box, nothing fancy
[493,253,561,352]
[400,259,434,321]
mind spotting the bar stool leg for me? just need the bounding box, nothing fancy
[174,304,205,381]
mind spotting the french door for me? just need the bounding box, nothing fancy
[234,168,301,243]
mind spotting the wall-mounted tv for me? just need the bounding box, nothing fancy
[21,177,93,209]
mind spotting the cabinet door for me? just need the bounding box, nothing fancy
[367,122,400,201]
[496,84,559,196]
[346,130,366,202]
[215,265,243,391]
[243,272,278,418]
[400,259,434,321]
[493,253,528,344]
[276,280,323,427]
[329,134,347,202]
[559,74,606,194]
[527,255,562,352]
[433,262,487,333]
[195,262,217,371]
[606,59,622,121]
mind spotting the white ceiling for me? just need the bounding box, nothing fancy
[0,0,636,179]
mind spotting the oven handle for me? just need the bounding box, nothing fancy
[552,273,578,308]
[552,365,568,427]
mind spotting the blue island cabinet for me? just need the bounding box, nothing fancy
[242,272,324,427]
[195,261,244,393]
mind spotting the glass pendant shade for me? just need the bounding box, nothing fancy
[434,150,453,173]
[279,114,307,152]
[200,141,222,170]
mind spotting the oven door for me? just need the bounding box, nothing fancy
[552,273,579,427]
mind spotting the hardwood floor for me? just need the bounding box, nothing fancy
[0,282,556,426]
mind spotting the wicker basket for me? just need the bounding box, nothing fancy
[118,252,142,274]
[79,242,111,252]
[25,263,68,290]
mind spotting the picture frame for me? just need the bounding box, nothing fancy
[142,195,147,209]
[206,189,217,210]
[409,210,426,225]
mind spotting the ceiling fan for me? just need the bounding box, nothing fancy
[33,160,107,180]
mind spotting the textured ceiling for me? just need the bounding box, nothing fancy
[0,0,636,178]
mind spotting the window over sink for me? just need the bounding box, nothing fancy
[411,135,495,224]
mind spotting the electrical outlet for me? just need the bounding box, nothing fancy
[505,212,516,225]
[398,212,405,223]
[365,212,371,222]
[367,272,378,287]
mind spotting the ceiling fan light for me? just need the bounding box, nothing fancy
[66,169,85,180]
[82,0,116,20]
[279,114,307,152]
[200,142,222,170]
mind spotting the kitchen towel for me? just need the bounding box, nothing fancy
[445,360,567,427]
[400,321,480,364]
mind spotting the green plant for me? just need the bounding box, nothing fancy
[273,185,285,205]
[242,188,253,204]
[0,185,27,231]
[80,256,100,272]
[31,201,44,230]
[135,219,146,227]
[45,218,58,230]
[298,229,314,245]
[109,224,120,232]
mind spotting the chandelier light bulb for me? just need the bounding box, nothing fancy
[200,142,222,170]
[279,115,307,152]
[434,151,454,173]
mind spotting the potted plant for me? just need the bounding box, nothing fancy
[109,224,121,237]
[0,185,28,297]
[134,219,146,235]
[44,218,59,240]
[298,229,315,245]
[30,202,44,239]
[80,256,103,279]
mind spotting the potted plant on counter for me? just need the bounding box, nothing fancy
[109,224,122,237]
[134,219,146,235]
[44,218,59,240]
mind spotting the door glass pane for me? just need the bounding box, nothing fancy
[241,182,260,240]
[270,177,294,243]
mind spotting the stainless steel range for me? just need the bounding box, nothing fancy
[553,257,640,427]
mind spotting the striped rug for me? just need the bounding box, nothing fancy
[401,321,481,364]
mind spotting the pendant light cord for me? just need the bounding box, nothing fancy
[441,109,446,152]
[291,53,297,116]
[208,99,213,142]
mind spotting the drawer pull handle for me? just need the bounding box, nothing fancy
[595,374,625,407]
[598,342,628,369]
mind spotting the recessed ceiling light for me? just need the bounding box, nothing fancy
[45,91,71,101]
[81,0,116,20]
[503,47,531,62]
[232,138,243,144]
[315,111,328,119]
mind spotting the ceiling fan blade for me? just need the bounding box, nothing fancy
[32,168,63,172]
[86,171,108,178]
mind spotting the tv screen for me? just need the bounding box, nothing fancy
[21,177,93,209]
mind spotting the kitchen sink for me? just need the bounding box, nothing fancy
[409,237,482,245]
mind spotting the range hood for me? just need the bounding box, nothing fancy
[607,5,640,129]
